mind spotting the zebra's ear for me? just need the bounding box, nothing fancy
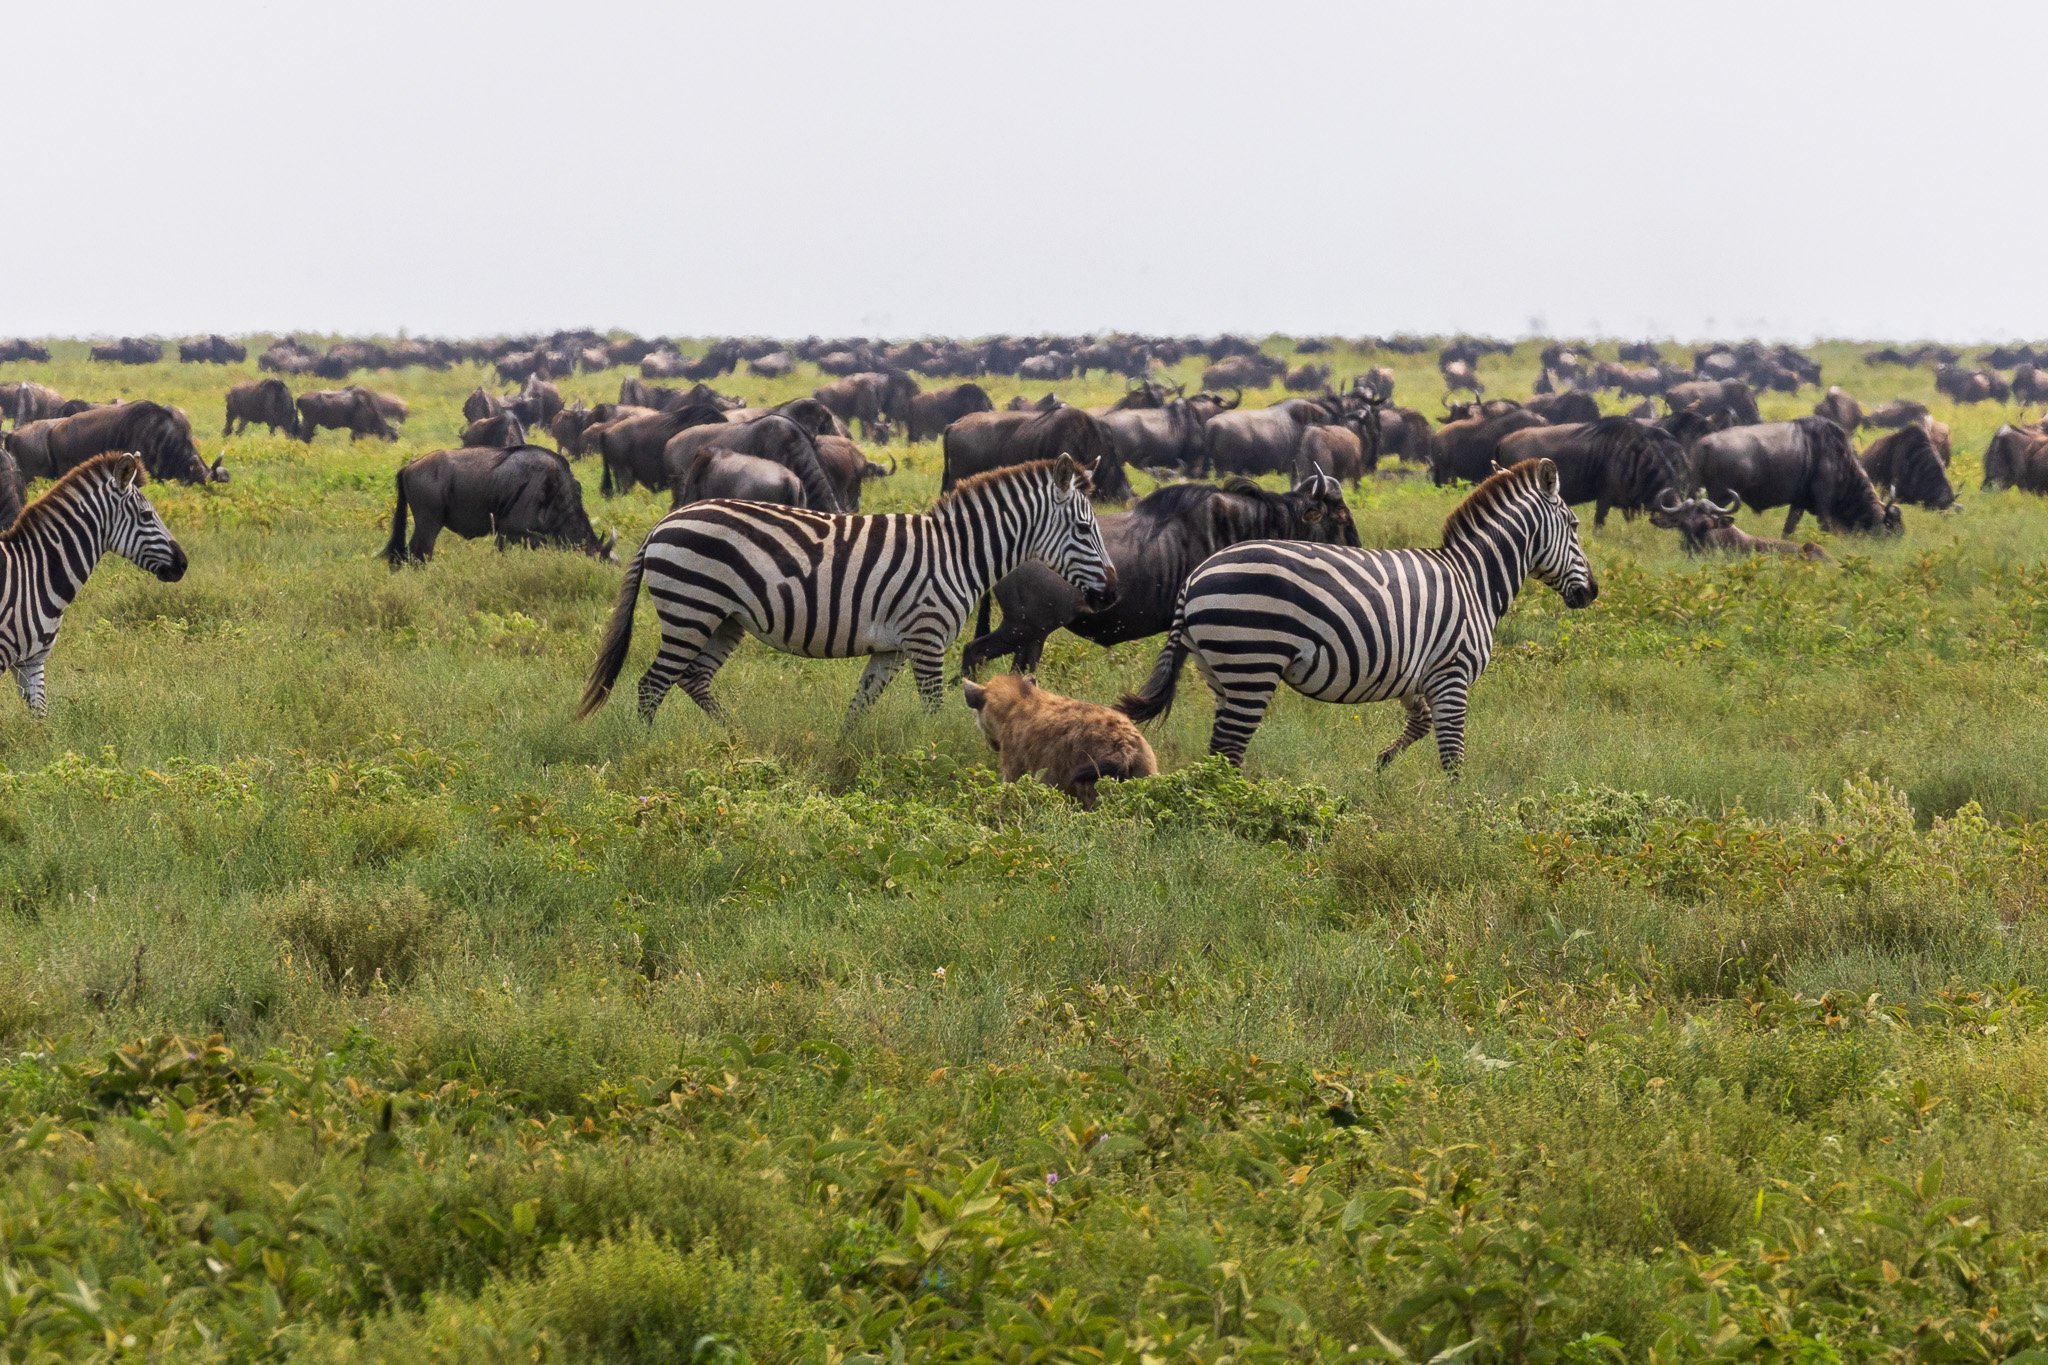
[1535,459,1560,495]
[1053,452,1080,490]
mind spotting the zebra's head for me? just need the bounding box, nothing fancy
[1027,453,1117,610]
[1524,459,1596,608]
[102,455,189,583]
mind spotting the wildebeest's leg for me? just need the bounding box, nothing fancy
[13,652,48,718]
[845,651,907,724]
[1782,506,1804,536]
[1424,675,1472,777]
[961,613,1049,679]
[407,509,443,563]
[676,617,745,723]
[1015,631,1050,674]
[1377,697,1432,771]
[1594,499,1611,529]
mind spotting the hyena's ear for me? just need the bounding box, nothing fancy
[962,679,987,709]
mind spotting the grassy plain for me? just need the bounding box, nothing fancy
[5,338,2048,1358]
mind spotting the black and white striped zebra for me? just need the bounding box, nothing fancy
[0,451,189,716]
[579,454,1116,725]
[1119,457,1596,771]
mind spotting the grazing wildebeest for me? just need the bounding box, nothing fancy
[1439,358,1484,397]
[671,449,805,508]
[662,414,846,513]
[180,335,245,364]
[942,405,1128,501]
[1936,364,2009,404]
[0,382,63,426]
[961,460,1356,676]
[1650,492,1828,561]
[384,445,615,567]
[747,350,795,378]
[1666,379,1761,426]
[1100,390,1238,475]
[1201,396,1349,478]
[551,401,598,455]
[593,402,732,496]
[506,376,562,429]
[1523,390,1602,424]
[297,388,396,443]
[1284,362,1332,392]
[1430,408,1548,485]
[1982,425,2048,492]
[1859,424,1954,510]
[1497,416,1685,526]
[907,383,995,442]
[1377,406,1436,465]
[5,401,224,485]
[463,386,505,423]
[223,379,299,437]
[1619,341,1665,364]
[1814,387,1863,431]
[259,339,320,375]
[1441,398,1524,423]
[0,339,52,364]
[1007,392,1061,412]
[814,435,893,512]
[462,412,527,447]
[1202,353,1285,390]
[90,337,163,365]
[2013,365,2048,407]
[1863,399,1931,429]
[815,370,919,443]
[1691,417,1902,536]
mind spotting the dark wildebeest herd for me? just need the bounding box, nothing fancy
[0,329,2033,782]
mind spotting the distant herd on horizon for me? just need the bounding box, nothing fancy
[0,330,2041,799]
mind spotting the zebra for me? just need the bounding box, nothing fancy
[1118,457,1597,771]
[0,451,189,716]
[578,453,1116,726]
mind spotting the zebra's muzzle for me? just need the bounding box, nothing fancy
[154,545,189,583]
[1563,578,1597,609]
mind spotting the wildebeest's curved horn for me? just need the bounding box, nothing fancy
[1716,491,1741,514]
[1225,387,1242,410]
[1655,488,1681,512]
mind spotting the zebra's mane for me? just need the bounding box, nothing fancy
[934,457,1092,507]
[3,451,142,543]
[1441,459,1547,543]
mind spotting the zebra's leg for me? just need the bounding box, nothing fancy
[844,651,907,724]
[14,653,48,718]
[1377,697,1432,771]
[910,648,948,713]
[1424,676,1472,777]
[635,614,721,724]
[1200,660,1282,767]
[675,617,745,723]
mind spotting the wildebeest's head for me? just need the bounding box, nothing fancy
[1649,488,1737,548]
[1862,424,1953,512]
[1286,456,1359,547]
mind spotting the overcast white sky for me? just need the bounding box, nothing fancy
[7,1,2036,341]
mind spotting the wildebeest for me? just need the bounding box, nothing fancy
[662,413,845,512]
[1201,353,1285,390]
[2013,365,2048,406]
[0,382,63,426]
[1690,417,1902,535]
[1201,396,1352,478]
[180,335,245,364]
[814,435,893,512]
[592,402,732,496]
[1936,364,2009,404]
[1284,362,1332,392]
[0,444,20,528]
[1665,379,1761,426]
[90,337,163,365]
[1863,399,1931,429]
[747,350,795,378]
[463,386,505,423]
[462,412,527,448]
[1430,408,1548,484]
[1650,492,1828,561]
[384,445,614,567]
[297,388,396,443]
[942,405,1127,501]
[1007,392,1061,412]
[1099,390,1237,474]
[5,401,224,485]
[1858,424,1954,510]
[1376,405,1436,465]
[1619,341,1665,364]
[907,383,995,442]
[1814,387,1863,431]
[551,401,598,455]
[1523,390,1602,424]
[618,376,743,414]
[814,370,919,443]
[1982,424,2048,492]
[223,379,299,437]
[671,449,804,508]
[961,460,1357,676]
[1497,416,1685,526]
[1439,357,1483,397]
[0,339,51,364]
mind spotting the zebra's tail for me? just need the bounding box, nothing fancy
[577,544,646,719]
[383,472,410,570]
[1118,629,1189,724]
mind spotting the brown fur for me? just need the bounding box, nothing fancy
[962,674,1156,809]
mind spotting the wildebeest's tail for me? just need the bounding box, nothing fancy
[1119,597,1191,724]
[383,472,410,570]
[578,543,646,718]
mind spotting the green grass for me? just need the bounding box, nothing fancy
[6,337,2048,1358]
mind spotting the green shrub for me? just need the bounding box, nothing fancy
[265,880,446,989]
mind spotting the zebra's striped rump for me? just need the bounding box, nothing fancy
[579,454,1114,725]
[1121,457,1595,771]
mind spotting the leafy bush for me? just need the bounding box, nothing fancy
[265,880,446,989]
